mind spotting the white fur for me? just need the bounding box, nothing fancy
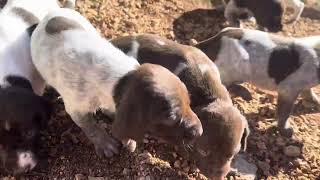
[17,151,37,171]
[215,28,319,91]
[0,0,63,95]
[31,9,139,156]
[200,27,320,136]
[31,9,139,113]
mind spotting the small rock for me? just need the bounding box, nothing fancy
[122,168,130,175]
[138,152,152,159]
[189,38,198,46]
[284,145,301,157]
[172,152,178,159]
[276,137,286,146]
[169,31,175,39]
[88,177,105,180]
[143,139,149,144]
[293,158,306,167]
[75,174,86,180]
[257,161,270,176]
[181,160,188,168]
[232,154,257,180]
[174,160,181,168]
[183,166,190,173]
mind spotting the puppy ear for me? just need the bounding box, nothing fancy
[112,70,136,140]
[113,70,135,107]
[240,121,250,151]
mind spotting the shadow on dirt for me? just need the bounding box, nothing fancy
[302,7,320,20]
[172,8,227,43]
[244,111,304,179]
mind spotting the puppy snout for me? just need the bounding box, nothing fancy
[17,151,37,173]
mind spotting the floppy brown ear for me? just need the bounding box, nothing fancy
[240,121,250,151]
[112,70,145,141]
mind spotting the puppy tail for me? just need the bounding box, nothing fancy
[63,0,76,9]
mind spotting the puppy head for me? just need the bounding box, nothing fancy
[249,0,284,32]
[0,86,52,174]
[112,63,203,148]
[191,101,249,179]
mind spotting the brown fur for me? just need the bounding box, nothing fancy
[45,16,83,35]
[11,7,39,26]
[112,63,202,150]
[112,34,249,179]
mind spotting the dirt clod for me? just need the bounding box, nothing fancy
[284,145,302,157]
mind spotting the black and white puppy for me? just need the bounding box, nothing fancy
[0,0,76,175]
[31,9,203,158]
[224,0,304,32]
[196,27,320,137]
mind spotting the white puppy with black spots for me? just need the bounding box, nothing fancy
[196,27,320,138]
[224,0,304,32]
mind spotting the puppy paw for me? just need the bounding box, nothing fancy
[93,134,121,158]
[279,127,294,138]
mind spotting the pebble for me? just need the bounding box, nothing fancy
[143,139,149,144]
[88,177,105,180]
[284,145,301,157]
[232,154,257,180]
[174,160,181,168]
[276,137,286,146]
[75,174,86,180]
[122,168,130,175]
[257,161,270,175]
[172,152,178,159]
[189,38,198,45]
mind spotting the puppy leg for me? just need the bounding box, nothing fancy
[286,0,304,24]
[277,91,300,138]
[301,88,320,106]
[69,112,120,157]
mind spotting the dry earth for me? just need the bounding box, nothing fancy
[1,0,320,179]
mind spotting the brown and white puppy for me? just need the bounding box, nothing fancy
[224,0,304,32]
[31,9,202,157]
[0,0,74,174]
[195,27,320,137]
[112,63,202,152]
[111,34,249,180]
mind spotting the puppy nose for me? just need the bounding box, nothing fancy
[17,151,37,172]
